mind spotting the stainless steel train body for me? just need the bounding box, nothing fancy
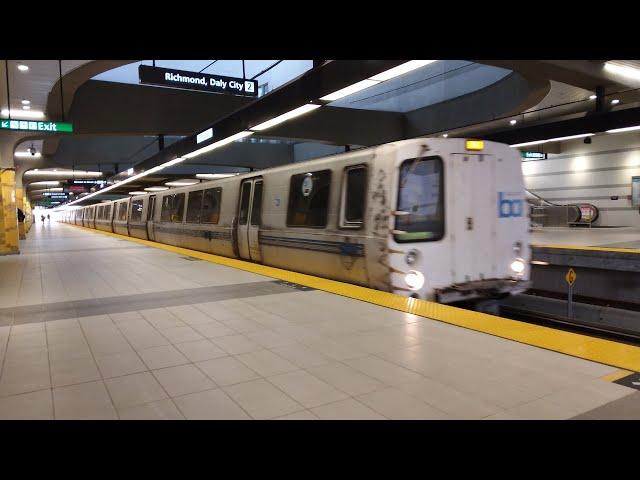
[60,138,531,304]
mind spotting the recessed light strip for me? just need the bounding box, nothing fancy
[183,131,254,159]
[1,109,45,119]
[604,61,640,81]
[250,104,320,131]
[606,125,640,134]
[510,133,594,148]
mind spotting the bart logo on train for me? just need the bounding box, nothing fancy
[498,192,524,218]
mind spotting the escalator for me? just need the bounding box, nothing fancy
[526,190,599,227]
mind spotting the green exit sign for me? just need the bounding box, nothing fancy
[0,119,73,133]
[520,151,547,160]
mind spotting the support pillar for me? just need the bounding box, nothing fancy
[0,168,19,254]
[16,186,25,239]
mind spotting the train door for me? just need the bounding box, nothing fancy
[451,154,496,283]
[147,195,156,241]
[236,178,263,262]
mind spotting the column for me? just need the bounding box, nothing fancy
[0,167,19,254]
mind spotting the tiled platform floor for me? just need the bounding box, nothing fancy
[0,221,636,419]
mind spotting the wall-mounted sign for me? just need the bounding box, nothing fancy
[72,180,105,185]
[0,119,73,133]
[520,151,547,160]
[632,176,640,207]
[197,128,213,144]
[139,65,258,97]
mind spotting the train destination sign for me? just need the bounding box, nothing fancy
[520,151,547,160]
[139,65,258,97]
[0,119,73,133]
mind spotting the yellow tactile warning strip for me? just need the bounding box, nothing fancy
[532,243,640,254]
[601,369,635,383]
[68,223,640,373]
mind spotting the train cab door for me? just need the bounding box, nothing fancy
[147,195,156,241]
[236,178,263,262]
[451,154,496,283]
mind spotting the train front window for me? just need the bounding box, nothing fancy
[395,156,444,242]
[343,166,366,226]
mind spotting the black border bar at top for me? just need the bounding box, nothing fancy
[129,60,407,174]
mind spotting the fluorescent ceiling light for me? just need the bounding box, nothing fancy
[320,79,380,102]
[144,187,168,192]
[29,181,60,186]
[14,151,41,158]
[251,104,321,131]
[369,60,437,82]
[611,99,620,105]
[34,187,63,192]
[510,119,517,125]
[195,173,238,179]
[24,169,103,177]
[510,133,594,148]
[604,61,640,81]
[606,125,640,134]
[1,109,45,119]
[183,131,254,159]
[165,180,199,187]
[129,191,147,195]
[17,64,28,72]
[21,100,30,105]
[589,95,597,100]
[22,105,30,110]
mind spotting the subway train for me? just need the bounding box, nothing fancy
[59,138,531,308]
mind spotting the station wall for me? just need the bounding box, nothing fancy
[522,130,640,227]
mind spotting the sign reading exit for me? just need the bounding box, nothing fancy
[0,119,73,133]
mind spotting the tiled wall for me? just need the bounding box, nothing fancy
[522,131,640,227]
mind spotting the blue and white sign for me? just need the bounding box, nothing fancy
[498,192,524,218]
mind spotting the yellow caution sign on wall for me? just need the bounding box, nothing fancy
[565,268,577,286]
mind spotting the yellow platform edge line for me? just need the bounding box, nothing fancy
[601,369,634,383]
[67,223,640,372]
[532,243,640,254]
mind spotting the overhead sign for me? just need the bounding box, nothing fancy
[565,268,576,286]
[0,119,73,133]
[139,65,258,97]
[520,151,547,160]
[632,176,640,206]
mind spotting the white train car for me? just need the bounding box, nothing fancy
[60,137,531,307]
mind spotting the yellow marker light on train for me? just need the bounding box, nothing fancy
[465,140,484,151]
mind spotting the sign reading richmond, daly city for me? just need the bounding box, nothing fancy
[139,65,258,97]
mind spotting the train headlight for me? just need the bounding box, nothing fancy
[405,270,425,290]
[405,249,419,265]
[510,259,525,274]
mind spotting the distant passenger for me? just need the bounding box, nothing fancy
[17,208,25,224]
[47,214,50,221]
[41,215,45,223]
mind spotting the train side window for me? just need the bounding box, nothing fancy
[202,188,222,224]
[395,156,444,243]
[250,181,263,226]
[286,170,331,228]
[238,183,252,225]
[161,195,172,222]
[118,202,128,221]
[105,205,112,219]
[148,196,156,221]
[97,206,103,219]
[340,165,367,228]
[186,190,204,223]
[172,193,186,223]
[130,200,144,222]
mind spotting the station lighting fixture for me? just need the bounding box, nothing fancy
[144,186,168,192]
[14,151,41,158]
[442,134,448,138]
[606,125,640,134]
[611,99,620,105]
[22,105,30,110]
[128,191,147,195]
[320,60,437,102]
[165,180,199,187]
[0,108,45,119]
[509,133,595,148]
[182,131,254,160]
[29,181,60,186]
[604,61,640,81]
[21,100,30,105]
[24,169,103,177]
[589,95,597,100]
[250,104,321,131]
[195,173,238,179]
[509,119,517,126]
[17,64,29,72]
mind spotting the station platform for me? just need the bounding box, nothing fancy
[0,221,639,420]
